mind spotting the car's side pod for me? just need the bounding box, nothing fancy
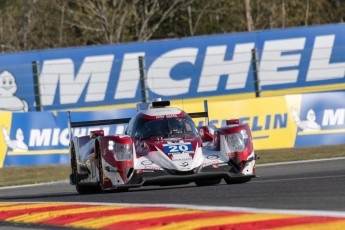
[214,123,254,173]
[95,135,135,189]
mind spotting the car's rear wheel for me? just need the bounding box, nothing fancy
[195,178,222,186]
[71,142,100,194]
[70,143,78,185]
[98,156,104,191]
[72,154,96,194]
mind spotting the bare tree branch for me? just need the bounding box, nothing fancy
[245,0,254,31]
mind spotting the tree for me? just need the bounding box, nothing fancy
[0,0,344,52]
[64,0,131,45]
[245,0,254,31]
[130,0,195,41]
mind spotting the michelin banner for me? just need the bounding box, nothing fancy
[1,91,345,168]
[0,24,345,112]
[0,108,136,168]
[193,91,345,150]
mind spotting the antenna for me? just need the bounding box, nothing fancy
[204,100,209,125]
[67,111,72,143]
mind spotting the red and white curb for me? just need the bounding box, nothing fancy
[0,202,345,229]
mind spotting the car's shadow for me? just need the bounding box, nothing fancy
[0,181,238,201]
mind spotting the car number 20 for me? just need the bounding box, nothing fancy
[163,143,192,154]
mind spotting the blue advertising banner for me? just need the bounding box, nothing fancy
[180,91,345,150]
[0,108,136,168]
[1,90,345,167]
[292,91,345,147]
[0,24,344,111]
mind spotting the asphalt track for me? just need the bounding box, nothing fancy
[0,157,345,229]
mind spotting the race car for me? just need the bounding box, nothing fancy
[68,99,256,194]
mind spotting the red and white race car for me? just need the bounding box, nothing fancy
[68,99,256,194]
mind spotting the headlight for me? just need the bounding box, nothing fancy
[225,129,248,153]
[110,142,133,161]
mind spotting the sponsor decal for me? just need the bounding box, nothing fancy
[0,70,29,112]
[290,92,345,148]
[294,108,345,135]
[2,126,28,152]
[143,166,162,170]
[180,162,189,167]
[141,160,154,166]
[172,157,193,162]
[206,155,219,160]
[197,114,288,135]
[291,107,321,132]
[203,160,221,167]
[28,127,111,148]
[155,114,178,119]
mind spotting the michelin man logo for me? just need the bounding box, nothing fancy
[0,70,28,112]
[291,107,321,132]
[2,125,28,152]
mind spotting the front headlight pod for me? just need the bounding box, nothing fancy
[113,142,133,161]
[225,129,248,153]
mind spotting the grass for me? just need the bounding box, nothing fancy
[0,145,344,187]
[256,144,345,164]
[0,165,70,187]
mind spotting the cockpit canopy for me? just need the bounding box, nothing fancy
[127,115,198,139]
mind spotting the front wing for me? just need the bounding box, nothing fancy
[99,161,255,190]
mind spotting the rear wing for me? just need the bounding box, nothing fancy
[188,100,209,125]
[67,112,131,143]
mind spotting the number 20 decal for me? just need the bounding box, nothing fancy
[163,143,193,154]
[168,145,189,152]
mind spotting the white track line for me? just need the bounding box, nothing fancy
[0,180,68,190]
[257,156,345,167]
[253,174,345,183]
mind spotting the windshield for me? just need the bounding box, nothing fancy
[134,117,198,139]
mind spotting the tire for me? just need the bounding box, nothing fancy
[98,156,104,192]
[195,178,222,186]
[70,143,78,185]
[224,177,251,184]
[71,142,100,194]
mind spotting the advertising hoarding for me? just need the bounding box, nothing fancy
[0,24,344,111]
[1,91,345,167]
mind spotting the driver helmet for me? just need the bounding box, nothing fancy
[170,119,184,134]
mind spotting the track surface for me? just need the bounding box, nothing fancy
[1,158,345,212]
